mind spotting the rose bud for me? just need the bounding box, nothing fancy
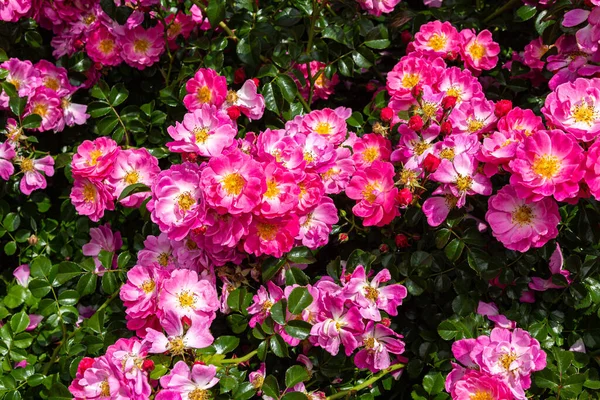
[142,359,155,372]
[395,234,410,248]
[400,30,413,44]
[408,115,423,131]
[423,153,441,173]
[251,78,260,87]
[441,96,457,110]
[234,67,246,84]
[227,105,241,120]
[440,121,453,135]
[381,107,394,122]
[339,233,349,243]
[396,188,413,207]
[494,99,513,118]
[77,358,95,375]
[379,244,389,253]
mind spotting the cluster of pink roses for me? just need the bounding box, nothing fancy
[1,58,89,132]
[0,137,54,195]
[356,0,442,17]
[446,327,546,400]
[69,137,160,221]
[0,0,215,71]
[247,265,407,374]
[382,21,600,253]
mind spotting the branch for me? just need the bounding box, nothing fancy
[483,0,521,23]
[191,1,238,42]
[220,350,258,364]
[326,363,405,400]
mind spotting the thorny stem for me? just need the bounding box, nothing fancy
[190,0,238,42]
[326,363,405,400]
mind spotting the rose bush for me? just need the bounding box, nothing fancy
[1,0,600,399]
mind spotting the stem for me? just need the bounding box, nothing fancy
[220,350,258,364]
[483,0,521,23]
[191,0,238,41]
[326,363,405,400]
[296,92,311,112]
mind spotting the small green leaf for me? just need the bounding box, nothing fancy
[10,312,30,334]
[364,39,390,49]
[271,300,287,325]
[516,5,537,21]
[285,365,309,388]
[262,375,280,399]
[445,238,465,262]
[213,336,240,354]
[284,320,312,340]
[118,183,150,201]
[4,241,16,256]
[287,287,313,315]
[21,114,42,129]
[9,97,27,117]
[207,1,226,28]
[101,272,118,294]
[270,334,289,358]
[423,372,445,395]
[276,74,298,103]
[77,273,97,296]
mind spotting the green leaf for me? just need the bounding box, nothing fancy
[77,273,97,297]
[445,238,465,262]
[30,256,52,278]
[285,267,310,286]
[285,365,309,388]
[97,115,119,136]
[207,1,226,28]
[270,334,289,358]
[118,183,150,201]
[347,112,364,128]
[276,74,298,103]
[55,262,82,285]
[262,82,281,115]
[98,250,113,270]
[352,50,372,69]
[9,97,27,117]
[262,257,285,282]
[10,312,30,334]
[346,249,376,270]
[271,299,287,325]
[284,320,312,340]
[534,368,559,390]
[58,290,80,306]
[437,320,458,341]
[233,381,256,400]
[21,114,42,129]
[364,39,390,49]
[554,349,574,374]
[101,272,118,294]
[28,279,51,298]
[117,252,131,269]
[24,31,42,48]
[286,246,316,264]
[4,286,26,308]
[423,372,445,395]
[0,48,7,62]
[262,375,280,399]
[287,287,313,315]
[227,287,252,314]
[3,213,20,232]
[516,5,537,21]
[213,336,240,354]
[87,101,113,118]
[4,241,16,256]
[467,249,489,273]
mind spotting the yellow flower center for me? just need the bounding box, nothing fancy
[402,73,420,89]
[83,182,97,203]
[364,337,376,349]
[262,300,273,312]
[446,86,462,102]
[168,336,185,356]
[314,122,332,136]
[440,148,455,160]
[362,147,379,163]
[44,77,60,91]
[186,238,198,250]
[157,252,169,267]
[455,175,473,192]
[141,279,155,293]
[499,352,518,371]
[252,375,264,389]
[133,38,150,53]
[399,169,418,188]
[264,179,280,199]
[197,86,212,103]
[257,222,278,241]
[469,42,485,61]
[467,118,485,133]
[83,14,96,25]
[362,182,380,203]
[7,78,21,90]
[421,102,438,118]
[412,141,430,156]
[100,380,111,397]
[20,158,34,172]
[470,390,494,400]
[178,290,196,309]
[32,103,48,118]
[194,127,210,144]
[226,90,238,104]
[303,151,315,163]
[167,21,182,37]
[177,192,195,211]
[532,155,561,179]
[124,170,139,185]
[221,173,245,196]
[315,72,326,87]
[571,101,598,126]
[512,205,533,226]
[428,33,447,51]
[99,39,115,55]
[89,149,103,166]
[188,388,210,400]
[364,286,379,301]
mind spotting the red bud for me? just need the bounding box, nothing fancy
[338,233,349,243]
[400,30,413,44]
[234,67,246,85]
[182,316,192,328]
[441,96,457,110]
[77,358,95,376]
[142,359,155,372]
[395,234,410,248]
[494,100,513,118]
[227,106,241,120]
[440,121,453,136]
[381,107,394,122]
[408,115,423,131]
[251,78,260,87]
[379,244,389,253]
[422,153,441,173]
